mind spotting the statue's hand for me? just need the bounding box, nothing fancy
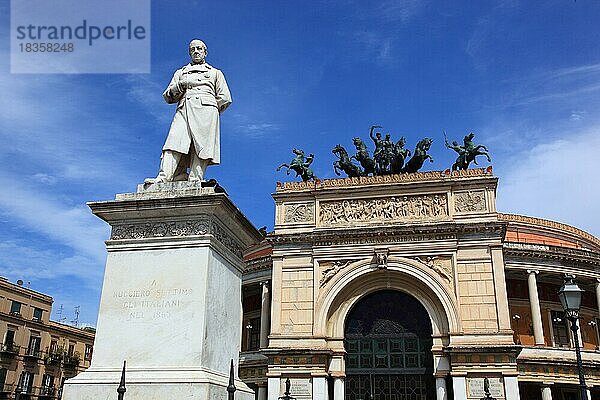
[176,74,189,92]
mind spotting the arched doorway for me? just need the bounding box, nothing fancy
[344,290,435,400]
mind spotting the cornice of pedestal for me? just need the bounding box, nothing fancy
[88,185,263,258]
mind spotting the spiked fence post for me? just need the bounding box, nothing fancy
[227,359,237,400]
[117,360,126,400]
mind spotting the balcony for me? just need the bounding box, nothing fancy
[15,385,36,399]
[0,384,14,399]
[23,348,42,361]
[63,354,80,368]
[0,343,19,357]
[44,351,63,366]
[39,385,56,398]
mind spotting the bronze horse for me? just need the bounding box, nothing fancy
[333,144,363,177]
[351,137,376,176]
[402,138,434,173]
[277,148,316,181]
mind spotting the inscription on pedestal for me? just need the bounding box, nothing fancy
[113,281,193,322]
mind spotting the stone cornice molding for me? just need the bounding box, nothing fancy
[89,192,262,247]
[275,167,495,193]
[504,242,600,267]
[245,255,272,274]
[109,216,245,258]
[499,213,600,249]
[269,221,506,247]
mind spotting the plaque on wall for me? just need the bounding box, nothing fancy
[467,377,504,398]
[280,378,312,400]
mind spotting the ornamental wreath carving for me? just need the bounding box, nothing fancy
[283,203,315,224]
[319,194,448,226]
[110,218,243,257]
[454,190,487,213]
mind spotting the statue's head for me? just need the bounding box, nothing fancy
[452,141,459,146]
[397,137,406,146]
[465,132,475,142]
[385,134,390,140]
[189,39,207,64]
[420,137,432,150]
[376,132,382,139]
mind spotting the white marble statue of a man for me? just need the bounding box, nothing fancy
[150,39,232,183]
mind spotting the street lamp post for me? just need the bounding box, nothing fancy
[558,276,588,400]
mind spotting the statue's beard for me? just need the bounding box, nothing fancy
[191,54,205,64]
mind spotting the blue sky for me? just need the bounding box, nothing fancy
[0,0,599,325]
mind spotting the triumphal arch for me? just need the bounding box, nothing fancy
[248,168,522,400]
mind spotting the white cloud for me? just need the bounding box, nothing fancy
[0,174,108,261]
[0,241,103,283]
[496,127,600,237]
[373,0,427,23]
[123,74,172,124]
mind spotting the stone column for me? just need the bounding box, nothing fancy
[586,388,592,400]
[596,280,600,318]
[504,376,521,400]
[257,384,267,400]
[452,376,467,400]
[260,281,271,349]
[312,376,327,400]
[435,377,448,400]
[333,377,344,400]
[527,270,545,346]
[267,377,279,400]
[541,385,552,400]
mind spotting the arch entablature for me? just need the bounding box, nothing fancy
[316,257,461,341]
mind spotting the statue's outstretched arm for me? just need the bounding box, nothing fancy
[369,125,383,141]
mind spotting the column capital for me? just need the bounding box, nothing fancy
[527,269,539,275]
[261,280,271,289]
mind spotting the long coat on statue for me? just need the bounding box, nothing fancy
[162,62,232,165]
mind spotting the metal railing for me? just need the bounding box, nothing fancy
[0,383,14,393]
[39,385,56,397]
[0,343,19,354]
[63,354,80,367]
[24,348,42,359]
[113,358,294,400]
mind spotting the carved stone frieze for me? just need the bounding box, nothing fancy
[111,219,209,240]
[283,203,315,224]
[413,256,454,287]
[110,218,243,257]
[319,260,356,288]
[318,194,448,226]
[454,190,487,213]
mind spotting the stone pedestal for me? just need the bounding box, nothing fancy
[62,182,262,400]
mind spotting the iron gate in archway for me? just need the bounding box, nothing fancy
[344,290,435,400]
